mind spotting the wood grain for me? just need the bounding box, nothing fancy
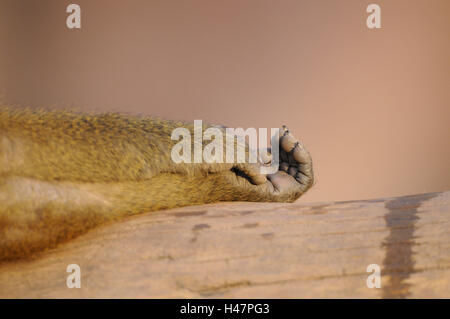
[0,191,449,298]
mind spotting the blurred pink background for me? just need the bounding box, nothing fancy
[1,0,449,202]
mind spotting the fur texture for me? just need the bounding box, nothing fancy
[0,107,314,260]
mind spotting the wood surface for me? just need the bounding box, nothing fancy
[0,191,449,298]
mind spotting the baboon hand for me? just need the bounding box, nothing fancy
[218,126,314,202]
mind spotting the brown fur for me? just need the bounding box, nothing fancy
[0,107,313,261]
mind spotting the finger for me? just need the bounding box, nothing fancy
[267,171,302,194]
[288,166,298,176]
[259,151,272,165]
[234,163,267,185]
[279,162,289,172]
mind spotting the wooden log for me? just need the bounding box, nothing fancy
[0,191,449,298]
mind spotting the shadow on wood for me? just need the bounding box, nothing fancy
[0,191,449,298]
